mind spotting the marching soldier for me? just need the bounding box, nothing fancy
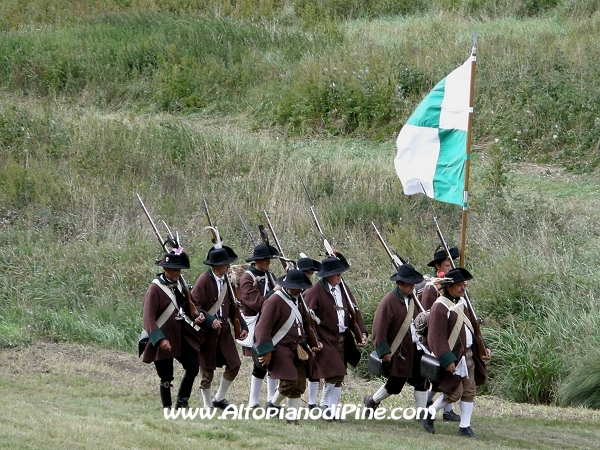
[421,246,460,310]
[303,251,368,420]
[363,264,429,417]
[191,244,248,409]
[141,247,207,409]
[297,256,322,280]
[254,270,317,422]
[420,246,462,422]
[424,267,491,437]
[238,243,280,408]
[297,256,326,409]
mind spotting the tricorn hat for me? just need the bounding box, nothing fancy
[390,264,424,284]
[245,244,279,262]
[441,267,473,286]
[317,252,350,278]
[156,251,190,269]
[203,245,238,266]
[277,270,313,290]
[427,246,460,267]
[297,257,322,273]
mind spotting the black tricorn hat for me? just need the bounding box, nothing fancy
[277,270,313,290]
[203,245,238,266]
[317,252,350,278]
[390,264,424,284]
[156,251,190,269]
[427,246,460,267]
[441,267,473,286]
[297,257,322,273]
[245,244,279,262]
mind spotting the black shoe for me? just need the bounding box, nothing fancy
[212,398,230,409]
[248,403,260,409]
[322,407,335,422]
[458,426,476,438]
[175,398,189,409]
[308,403,318,410]
[265,401,281,410]
[423,418,435,434]
[265,402,281,418]
[363,395,379,409]
[443,410,461,422]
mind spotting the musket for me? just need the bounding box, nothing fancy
[422,191,488,360]
[300,178,364,344]
[257,224,281,289]
[263,210,296,272]
[263,209,321,349]
[135,193,203,335]
[371,222,425,313]
[202,198,243,339]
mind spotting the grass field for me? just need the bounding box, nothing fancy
[1,342,599,450]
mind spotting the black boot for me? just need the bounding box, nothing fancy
[423,418,435,434]
[175,374,195,409]
[423,411,435,434]
[160,380,173,408]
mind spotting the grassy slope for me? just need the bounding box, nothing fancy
[2,1,600,435]
[1,342,599,450]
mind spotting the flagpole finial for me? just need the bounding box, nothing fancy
[472,31,478,46]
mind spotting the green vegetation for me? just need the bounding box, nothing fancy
[2,0,600,416]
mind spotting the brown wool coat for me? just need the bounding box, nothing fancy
[303,280,368,379]
[427,295,487,394]
[238,267,271,357]
[141,281,203,364]
[191,270,244,370]
[254,293,310,381]
[372,289,419,378]
[420,283,439,311]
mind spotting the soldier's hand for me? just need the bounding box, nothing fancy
[212,319,222,330]
[482,348,492,361]
[238,330,248,340]
[159,339,171,352]
[311,342,323,353]
[357,333,368,347]
[382,353,391,363]
[258,352,271,366]
[446,362,456,373]
[194,312,206,324]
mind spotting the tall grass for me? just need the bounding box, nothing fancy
[1,8,600,167]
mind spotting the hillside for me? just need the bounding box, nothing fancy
[2,0,600,420]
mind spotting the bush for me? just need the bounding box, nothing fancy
[560,349,600,409]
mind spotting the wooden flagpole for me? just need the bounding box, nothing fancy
[459,32,478,267]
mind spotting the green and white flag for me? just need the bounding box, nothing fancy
[394,56,473,206]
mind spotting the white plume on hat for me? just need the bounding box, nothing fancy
[204,226,223,249]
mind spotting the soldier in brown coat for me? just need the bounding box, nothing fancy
[420,246,460,310]
[141,249,207,409]
[238,243,280,408]
[424,267,491,437]
[303,252,368,420]
[363,264,428,415]
[254,270,318,421]
[191,244,248,409]
[420,246,462,422]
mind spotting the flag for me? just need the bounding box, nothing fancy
[394,56,472,206]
